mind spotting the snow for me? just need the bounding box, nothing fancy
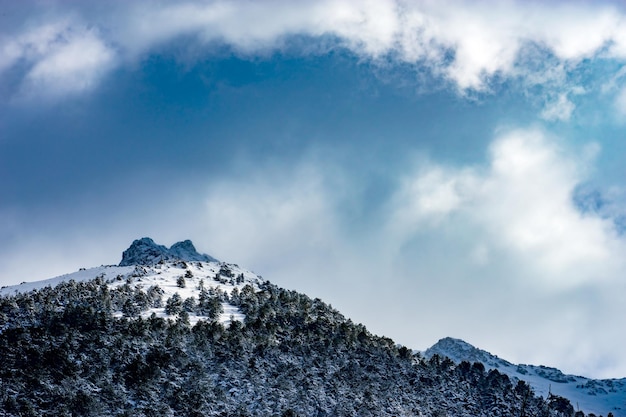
[0,265,135,296]
[108,261,258,325]
[425,337,626,417]
[1,260,262,326]
[221,302,245,324]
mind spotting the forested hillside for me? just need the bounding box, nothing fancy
[0,270,578,416]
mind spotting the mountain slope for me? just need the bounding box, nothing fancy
[425,337,626,417]
[0,238,607,416]
[1,253,258,327]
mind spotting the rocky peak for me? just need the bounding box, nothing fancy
[119,237,217,266]
[169,239,216,262]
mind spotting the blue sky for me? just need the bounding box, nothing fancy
[2,0,626,378]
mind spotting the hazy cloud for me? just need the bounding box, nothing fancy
[0,20,115,100]
[388,129,623,289]
[200,162,346,274]
[541,93,576,121]
[614,85,626,117]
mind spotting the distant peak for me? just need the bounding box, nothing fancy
[119,237,217,266]
[425,337,512,368]
[434,337,475,350]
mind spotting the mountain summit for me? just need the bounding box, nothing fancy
[119,237,217,266]
[425,337,512,368]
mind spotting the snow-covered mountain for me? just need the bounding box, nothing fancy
[2,238,624,416]
[425,337,626,417]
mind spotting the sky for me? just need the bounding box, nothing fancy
[2,0,626,379]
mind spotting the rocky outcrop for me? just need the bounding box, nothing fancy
[119,237,217,266]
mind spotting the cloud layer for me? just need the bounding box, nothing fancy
[3,0,626,106]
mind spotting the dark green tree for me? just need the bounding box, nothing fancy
[165,293,183,316]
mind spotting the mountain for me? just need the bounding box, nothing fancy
[0,238,615,416]
[425,337,626,417]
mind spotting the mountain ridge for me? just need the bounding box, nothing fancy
[425,337,626,417]
[1,238,622,416]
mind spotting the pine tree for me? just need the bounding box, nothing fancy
[165,293,183,315]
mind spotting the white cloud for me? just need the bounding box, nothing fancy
[1,20,115,100]
[382,130,626,377]
[120,0,625,92]
[24,31,114,98]
[200,163,345,274]
[529,4,619,60]
[0,21,66,72]
[541,93,575,121]
[4,0,626,100]
[388,129,624,289]
[388,165,477,230]
[482,134,619,282]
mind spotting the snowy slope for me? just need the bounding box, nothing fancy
[0,265,135,297]
[425,337,626,417]
[1,238,263,326]
[0,261,262,326]
[106,260,263,325]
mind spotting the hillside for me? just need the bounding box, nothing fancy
[425,337,626,417]
[0,238,601,416]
